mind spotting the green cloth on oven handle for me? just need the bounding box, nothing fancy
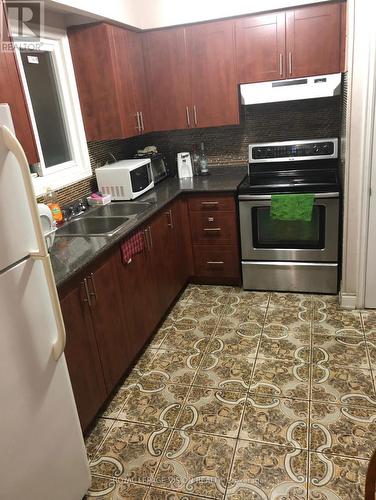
[271,193,315,221]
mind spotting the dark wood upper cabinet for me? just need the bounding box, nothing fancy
[68,23,149,141]
[0,0,38,164]
[68,23,123,141]
[187,20,239,128]
[286,3,341,78]
[143,27,190,132]
[235,12,286,83]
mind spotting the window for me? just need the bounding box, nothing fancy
[14,35,91,197]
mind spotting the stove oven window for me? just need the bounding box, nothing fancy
[252,206,326,249]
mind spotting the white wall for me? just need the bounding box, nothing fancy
[47,0,331,29]
[340,0,376,308]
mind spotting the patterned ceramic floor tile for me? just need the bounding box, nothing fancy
[219,305,266,333]
[90,421,172,485]
[86,418,115,461]
[250,358,310,400]
[258,326,311,363]
[176,387,246,438]
[206,329,260,359]
[146,487,211,499]
[239,395,309,449]
[312,334,370,369]
[154,430,236,499]
[159,325,213,353]
[310,401,376,459]
[308,451,368,500]
[263,307,313,334]
[194,353,255,392]
[312,308,363,332]
[227,288,270,308]
[85,476,149,499]
[185,285,232,305]
[142,349,203,388]
[268,292,312,311]
[117,384,189,428]
[226,440,308,499]
[84,287,376,500]
[311,363,376,407]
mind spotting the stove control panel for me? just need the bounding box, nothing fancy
[249,139,338,163]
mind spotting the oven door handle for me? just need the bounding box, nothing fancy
[238,192,340,201]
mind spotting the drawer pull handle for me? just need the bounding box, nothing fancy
[207,261,224,265]
[82,279,92,307]
[204,227,221,232]
[201,201,219,206]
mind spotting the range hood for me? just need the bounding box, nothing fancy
[240,73,341,105]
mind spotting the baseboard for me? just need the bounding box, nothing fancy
[339,292,357,310]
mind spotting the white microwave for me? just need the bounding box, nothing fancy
[95,159,154,200]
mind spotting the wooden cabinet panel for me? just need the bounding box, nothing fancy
[286,3,341,78]
[68,23,123,141]
[0,0,38,164]
[340,2,347,72]
[187,20,239,128]
[60,282,107,431]
[87,252,130,392]
[193,244,240,278]
[143,28,190,132]
[188,195,235,212]
[235,12,286,83]
[190,211,238,245]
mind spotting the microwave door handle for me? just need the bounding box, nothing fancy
[0,125,47,258]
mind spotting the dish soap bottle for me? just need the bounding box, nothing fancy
[45,187,63,226]
[199,142,210,176]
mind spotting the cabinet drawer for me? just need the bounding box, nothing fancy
[188,196,235,212]
[193,245,239,278]
[190,212,238,245]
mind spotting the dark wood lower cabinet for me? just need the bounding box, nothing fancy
[59,194,237,430]
[60,282,107,431]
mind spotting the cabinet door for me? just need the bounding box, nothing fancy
[116,236,160,362]
[88,252,131,392]
[60,282,107,431]
[143,28,190,132]
[235,12,286,83]
[68,23,123,141]
[286,3,341,78]
[126,30,151,134]
[110,25,141,138]
[187,20,239,128]
[0,0,38,164]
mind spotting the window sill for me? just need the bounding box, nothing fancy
[32,166,92,198]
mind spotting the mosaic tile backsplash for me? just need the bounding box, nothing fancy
[45,97,342,207]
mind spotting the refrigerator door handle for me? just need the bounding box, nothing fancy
[0,125,47,258]
[30,254,67,360]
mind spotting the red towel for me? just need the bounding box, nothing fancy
[120,231,145,264]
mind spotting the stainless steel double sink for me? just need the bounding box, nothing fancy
[56,202,153,237]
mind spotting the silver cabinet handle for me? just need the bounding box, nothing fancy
[207,261,224,265]
[279,53,283,76]
[185,106,191,127]
[288,52,292,75]
[193,105,198,126]
[165,210,174,228]
[140,111,145,132]
[136,112,141,132]
[88,273,97,301]
[148,226,153,248]
[204,227,221,232]
[82,278,92,307]
[201,201,219,206]
[143,229,149,251]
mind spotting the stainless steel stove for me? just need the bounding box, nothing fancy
[238,138,340,294]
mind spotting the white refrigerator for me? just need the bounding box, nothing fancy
[0,103,91,499]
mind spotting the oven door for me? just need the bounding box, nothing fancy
[239,193,339,262]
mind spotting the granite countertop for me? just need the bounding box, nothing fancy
[50,166,247,288]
